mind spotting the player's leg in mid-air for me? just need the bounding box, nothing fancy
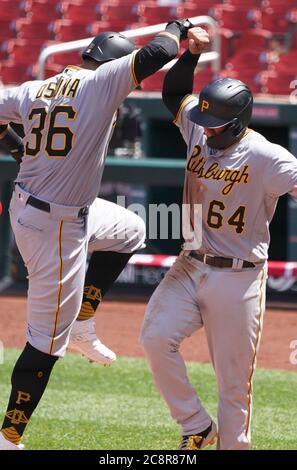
[69,197,146,365]
[0,187,88,449]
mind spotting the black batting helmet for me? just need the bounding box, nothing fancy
[82,31,136,64]
[188,78,253,150]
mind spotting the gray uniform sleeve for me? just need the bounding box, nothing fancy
[93,52,137,111]
[263,145,297,198]
[0,86,23,124]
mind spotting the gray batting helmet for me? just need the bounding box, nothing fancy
[82,31,136,64]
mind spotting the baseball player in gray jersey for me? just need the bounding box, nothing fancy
[0,20,195,450]
[140,28,297,450]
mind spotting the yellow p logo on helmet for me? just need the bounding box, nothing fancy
[201,100,209,112]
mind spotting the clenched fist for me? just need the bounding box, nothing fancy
[188,27,210,54]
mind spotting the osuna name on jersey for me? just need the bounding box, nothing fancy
[35,75,81,100]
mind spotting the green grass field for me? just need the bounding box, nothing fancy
[0,349,296,450]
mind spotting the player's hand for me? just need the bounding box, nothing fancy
[188,27,210,55]
[166,19,194,40]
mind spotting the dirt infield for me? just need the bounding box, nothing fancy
[0,296,297,371]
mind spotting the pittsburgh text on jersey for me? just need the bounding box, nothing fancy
[187,146,249,196]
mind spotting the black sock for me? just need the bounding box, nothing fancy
[78,251,132,321]
[1,342,58,443]
[198,423,212,438]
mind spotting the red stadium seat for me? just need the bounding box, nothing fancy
[49,51,82,65]
[0,1,22,21]
[4,39,45,66]
[262,0,297,8]
[177,1,220,18]
[128,22,150,31]
[213,5,258,31]
[134,34,155,48]
[53,19,89,42]
[223,49,265,94]
[220,68,260,94]
[15,19,54,41]
[26,0,62,3]
[0,20,15,42]
[41,50,82,80]
[194,67,217,91]
[289,8,297,23]
[217,28,235,68]
[44,62,64,79]
[224,0,259,6]
[259,6,292,33]
[108,20,132,31]
[260,70,297,95]
[290,21,297,49]
[44,63,76,78]
[101,0,139,5]
[23,0,62,22]
[62,3,100,24]
[141,69,167,91]
[79,0,100,4]
[61,0,99,5]
[225,50,265,72]
[0,61,31,84]
[90,19,131,33]
[100,4,139,23]
[272,51,297,73]
[235,29,272,51]
[138,2,177,23]
[88,21,117,35]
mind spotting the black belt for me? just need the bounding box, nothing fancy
[189,251,255,269]
[26,195,89,218]
[27,195,50,213]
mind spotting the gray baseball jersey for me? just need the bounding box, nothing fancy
[176,96,297,263]
[0,52,138,206]
[141,92,297,450]
[2,51,146,359]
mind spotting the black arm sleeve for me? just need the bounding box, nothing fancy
[0,124,24,164]
[134,23,180,83]
[0,124,7,135]
[10,122,25,138]
[162,49,200,117]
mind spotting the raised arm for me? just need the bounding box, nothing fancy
[133,19,194,83]
[162,27,210,117]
